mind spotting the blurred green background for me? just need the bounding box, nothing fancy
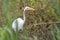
[0,0,60,40]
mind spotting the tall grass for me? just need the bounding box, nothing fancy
[0,0,18,40]
[50,0,60,40]
[0,0,60,40]
[51,24,60,40]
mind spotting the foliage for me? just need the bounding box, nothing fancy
[0,0,60,40]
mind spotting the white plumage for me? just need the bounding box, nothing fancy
[12,6,35,32]
[12,18,24,32]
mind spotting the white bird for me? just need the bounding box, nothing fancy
[12,6,35,32]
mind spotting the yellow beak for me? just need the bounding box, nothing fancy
[28,7,35,10]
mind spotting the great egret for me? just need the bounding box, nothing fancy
[12,6,35,32]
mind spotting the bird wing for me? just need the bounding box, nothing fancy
[12,18,24,31]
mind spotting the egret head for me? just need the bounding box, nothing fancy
[24,6,35,11]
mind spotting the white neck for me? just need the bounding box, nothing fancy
[23,11,26,22]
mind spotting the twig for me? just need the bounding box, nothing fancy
[33,22,60,25]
